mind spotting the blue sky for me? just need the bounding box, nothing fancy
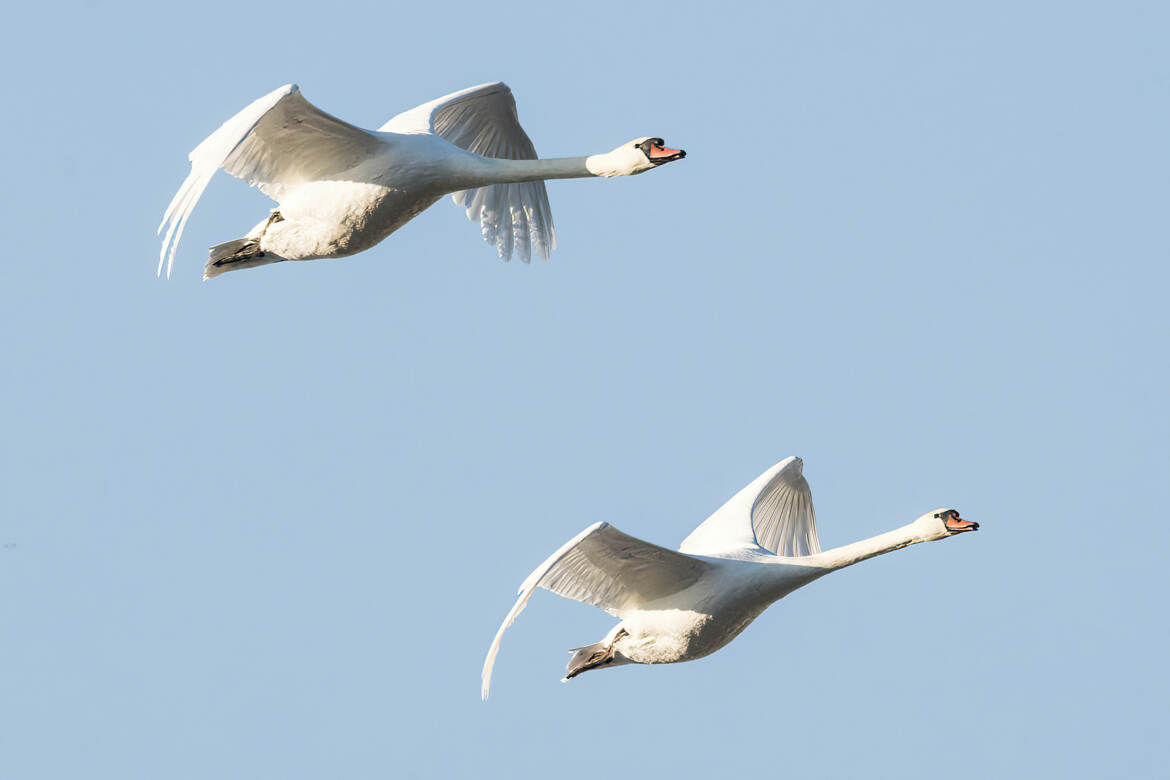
[2,1,1167,777]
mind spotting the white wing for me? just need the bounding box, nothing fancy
[381,82,555,263]
[481,521,710,699]
[158,84,386,277]
[679,457,821,557]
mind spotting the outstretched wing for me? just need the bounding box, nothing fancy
[679,456,821,557]
[381,82,555,263]
[158,84,386,277]
[481,522,711,699]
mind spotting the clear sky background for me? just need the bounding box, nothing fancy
[2,1,1168,777]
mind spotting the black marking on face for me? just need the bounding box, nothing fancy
[938,509,979,533]
[636,138,685,164]
[636,138,666,157]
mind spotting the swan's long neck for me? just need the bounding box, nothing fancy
[752,519,940,604]
[802,521,928,572]
[458,155,600,187]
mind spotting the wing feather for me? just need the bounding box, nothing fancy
[157,85,385,277]
[481,522,710,699]
[753,470,820,556]
[382,82,555,262]
[679,457,821,557]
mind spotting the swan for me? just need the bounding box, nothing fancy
[157,82,686,279]
[481,456,978,699]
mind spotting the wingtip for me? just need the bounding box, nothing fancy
[775,455,803,474]
[481,654,496,701]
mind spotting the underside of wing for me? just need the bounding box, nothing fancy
[481,522,709,699]
[381,82,555,263]
[158,85,385,277]
[751,460,820,556]
[679,457,821,557]
[528,522,710,613]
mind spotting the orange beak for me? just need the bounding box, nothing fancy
[945,516,980,533]
[649,143,685,162]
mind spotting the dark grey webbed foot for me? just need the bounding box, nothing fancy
[212,241,264,268]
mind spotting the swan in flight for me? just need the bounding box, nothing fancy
[158,82,686,279]
[482,456,978,699]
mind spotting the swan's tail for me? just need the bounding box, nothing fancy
[204,238,284,280]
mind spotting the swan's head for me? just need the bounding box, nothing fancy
[586,137,686,176]
[916,508,979,541]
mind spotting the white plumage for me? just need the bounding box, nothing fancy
[158,82,685,279]
[482,456,979,699]
[680,455,820,556]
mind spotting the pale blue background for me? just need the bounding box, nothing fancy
[2,1,1167,777]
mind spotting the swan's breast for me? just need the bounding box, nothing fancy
[617,609,714,664]
[613,560,800,665]
[617,600,771,665]
[266,180,441,260]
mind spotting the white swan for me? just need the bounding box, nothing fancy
[481,456,978,699]
[158,82,686,279]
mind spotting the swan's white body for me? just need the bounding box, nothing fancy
[481,456,977,699]
[158,82,684,279]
